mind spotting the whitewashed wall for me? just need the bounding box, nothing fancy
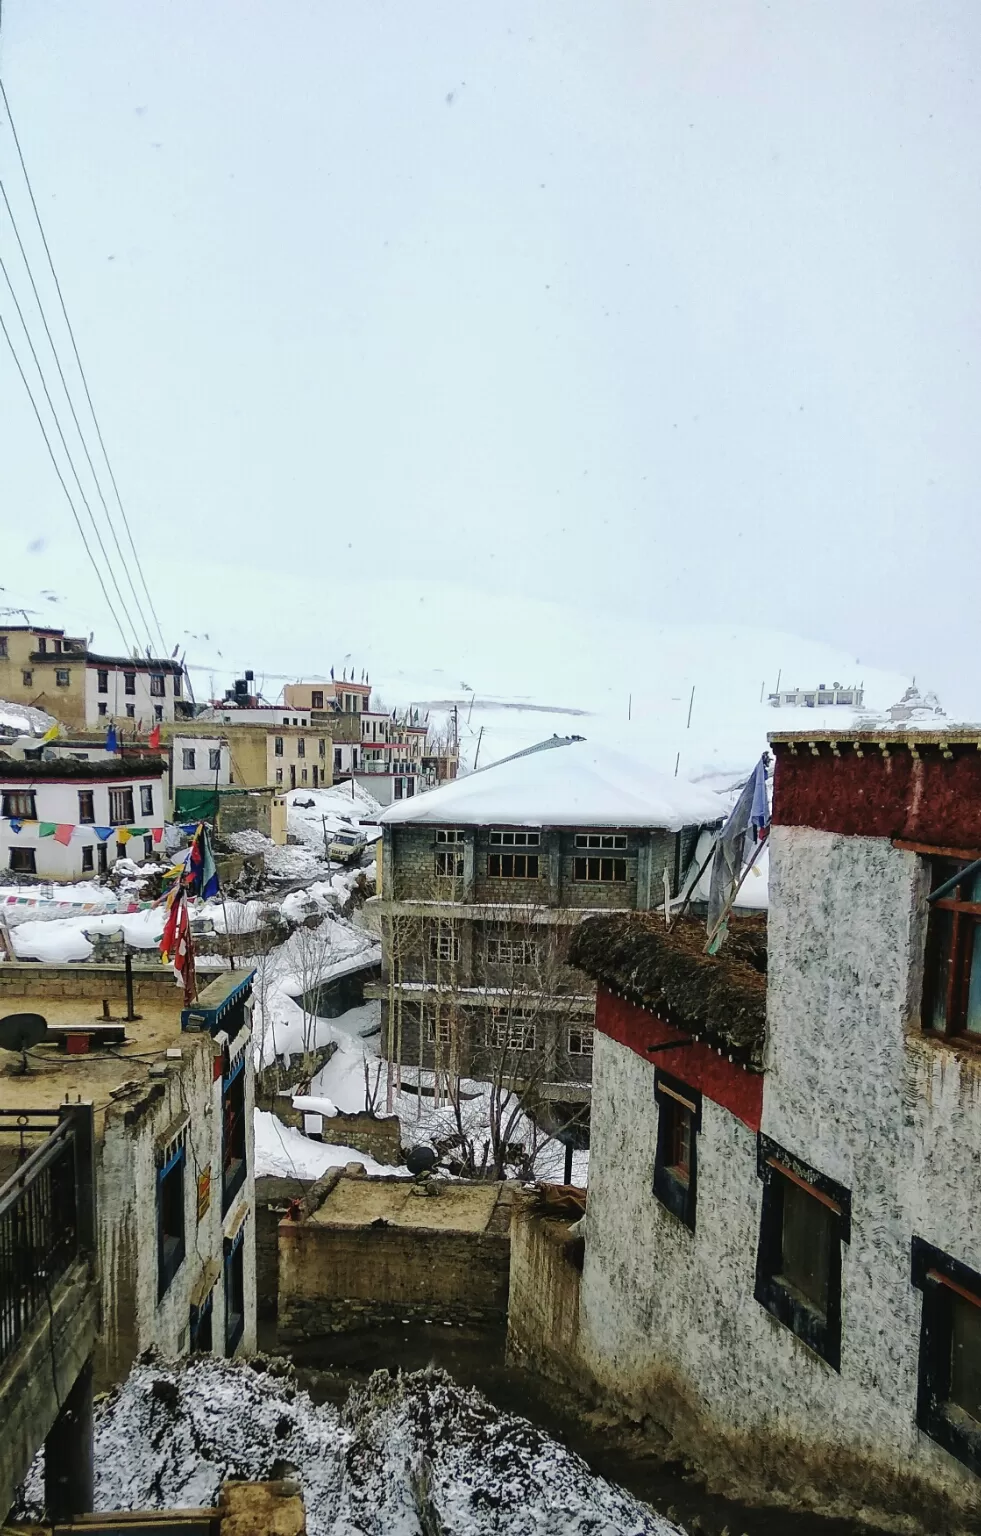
[170,737,231,788]
[84,664,181,727]
[576,826,981,1525]
[0,773,165,879]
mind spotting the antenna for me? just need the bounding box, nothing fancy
[0,1012,47,1074]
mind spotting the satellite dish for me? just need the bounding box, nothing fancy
[0,1012,47,1074]
[405,1144,438,1177]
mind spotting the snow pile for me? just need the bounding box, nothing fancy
[222,828,329,882]
[17,1357,681,1536]
[0,696,57,738]
[249,916,380,1068]
[253,1109,406,1180]
[7,907,166,962]
[286,781,383,841]
[379,739,726,831]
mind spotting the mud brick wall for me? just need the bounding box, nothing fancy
[278,1221,511,1339]
[0,962,223,1002]
[321,1110,402,1164]
[506,1205,584,1383]
[255,1175,314,1319]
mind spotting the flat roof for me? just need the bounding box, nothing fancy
[309,1174,506,1234]
[769,726,981,746]
[0,755,165,781]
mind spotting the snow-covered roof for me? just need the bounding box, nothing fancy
[378,738,726,831]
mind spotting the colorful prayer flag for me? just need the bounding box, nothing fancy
[53,824,73,846]
[38,822,57,838]
[40,722,60,743]
[105,725,119,753]
[93,827,113,841]
[148,724,161,750]
[115,827,132,845]
[152,826,164,844]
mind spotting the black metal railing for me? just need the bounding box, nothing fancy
[0,1109,88,1368]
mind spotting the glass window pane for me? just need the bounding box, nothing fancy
[928,908,955,1033]
[950,1295,981,1422]
[966,922,981,1036]
[780,1177,832,1315]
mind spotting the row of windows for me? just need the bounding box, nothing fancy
[652,1077,981,1471]
[182,748,222,773]
[95,668,180,697]
[432,850,630,883]
[426,1011,593,1056]
[432,829,628,850]
[94,701,164,721]
[273,736,327,757]
[2,784,154,823]
[425,928,546,968]
[274,765,323,787]
[7,841,154,874]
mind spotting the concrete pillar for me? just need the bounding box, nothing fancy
[635,833,653,911]
[462,831,476,902]
[545,830,562,906]
[44,1358,94,1523]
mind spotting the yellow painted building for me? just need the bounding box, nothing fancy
[162,720,333,795]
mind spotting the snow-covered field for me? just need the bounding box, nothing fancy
[16,1355,682,1536]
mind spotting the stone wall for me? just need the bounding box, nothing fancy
[0,962,223,1002]
[278,1178,513,1339]
[255,1175,313,1319]
[506,1202,583,1384]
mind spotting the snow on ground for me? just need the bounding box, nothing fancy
[286,782,383,841]
[254,1109,405,1179]
[223,827,332,882]
[4,895,276,962]
[17,1356,681,1536]
[0,696,56,737]
[249,919,381,1068]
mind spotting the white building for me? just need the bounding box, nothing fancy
[768,681,863,708]
[0,756,166,878]
[0,965,258,1388]
[544,726,981,1531]
[84,654,186,728]
[167,735,231,794]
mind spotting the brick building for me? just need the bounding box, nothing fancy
[370,738,723,1115]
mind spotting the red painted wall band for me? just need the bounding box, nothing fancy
[595,987,764,1133]
[772,748,981,849]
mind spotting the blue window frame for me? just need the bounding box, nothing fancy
[222,1053,247,1213]
[157,1144,186,1300]
[224,1226,245,1357]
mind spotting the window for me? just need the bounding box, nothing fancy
[222,1053,247,1213]
[429,923,460,963]
[653,1074,700,1230]
[126,703,135,719]
[274,736,284,757]
[55,668,70,687]
[486,935,540,966]
[573,856,627,883]
[97,669,108,693]
[8,848,36,873]
[209,748,221,772]
[154,705,163,722]
[77,790,95,824]
[182,748,196,772]
[427,1010,453,1044]
[224,1230,245,1356]
[124,671,136,695]
[488,853,540,879]
[97,843,108,875]
[318,738,326,758]
[312,690,324,709]
[140,785,154,816]
[435,848,465,878]
[108,787,135,825]
[276,768,283,785]
[0,637,6,657]
[98,702,107,717]
[575,833,628,850]
[923,858,981,1039]
[144,835,154,860]
[436,828,466,843]
[190,1291,213,1354]
[755,1136,850,1370]
[297,737,306,757]
[37,637,47,654]
[913,1239,981,1474]
[22,670,32,687]
[2,791,36,819]
[81,845,94,872]
[150,674,165,697]
[489,829,540,847]
[157,1141,186,1299]
[301,768,308,784]
[568,1025,594,1056]
[173,673,182,698]
[334,749,342,772]
[489,1007,536,1051]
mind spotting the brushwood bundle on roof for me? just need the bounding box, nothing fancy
[569,912,767,1070]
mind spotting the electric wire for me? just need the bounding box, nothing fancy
[0,249,142,653]
[0,76,169,655]
[0,311,131,647]
[0,179,156,657]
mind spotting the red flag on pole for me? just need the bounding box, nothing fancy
[148,724,161,750]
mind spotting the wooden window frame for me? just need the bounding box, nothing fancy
[489,1007,537,1051]
[157,1143,186,1300]
[568,1025,594,1057]
[755,1134,850,1370]
[575,832,628,850]
[108,786,135,826]
[486,935,540,967]
[653,1072,700,1230]
[435,848,464,878]
[77,789,95,825]
[488,852,540,879]
[923,856,981,1042]
[96,669,109,693]
[140,785,154,817]
[573,855,628,883]
[428,923,460,964]
[912,1237,981,1475]
[2,790,36,819]
[435,828,466,844]
[123,671,136,695]
[149,673,166,697]
[8,847,36,874]
[182,748,196,772]
[489,829,541,848]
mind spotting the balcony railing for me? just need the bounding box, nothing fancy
[0,1108,93,1369]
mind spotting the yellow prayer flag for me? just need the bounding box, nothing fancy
[40,722,60,743]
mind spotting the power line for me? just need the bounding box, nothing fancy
[0,250,141,653]
[0,178,156,656]
[0,312,129,648]
[0,75,169,656]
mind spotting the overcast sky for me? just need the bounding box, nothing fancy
[1,2,979,706]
